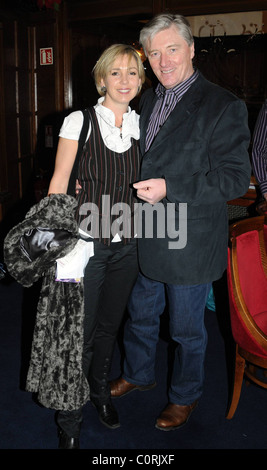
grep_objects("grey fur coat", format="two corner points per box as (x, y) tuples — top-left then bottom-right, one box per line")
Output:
(4, 194), (90, 410)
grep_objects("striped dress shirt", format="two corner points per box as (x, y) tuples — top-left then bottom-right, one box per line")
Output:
(145, 70), (199, 151)
(252, 99), (267, 196)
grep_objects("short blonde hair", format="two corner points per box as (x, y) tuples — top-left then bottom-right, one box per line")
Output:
(93, 44), (146, 96)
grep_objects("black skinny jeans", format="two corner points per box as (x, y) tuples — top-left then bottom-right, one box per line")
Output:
(57, 238), (139, 437)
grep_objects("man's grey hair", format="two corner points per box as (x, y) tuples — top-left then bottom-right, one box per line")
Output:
(139, 13), (194, 56)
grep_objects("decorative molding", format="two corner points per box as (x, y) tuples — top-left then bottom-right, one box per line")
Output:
(188, 11), (265, 37)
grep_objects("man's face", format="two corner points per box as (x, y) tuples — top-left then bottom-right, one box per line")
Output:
(146, 24), (194, 89)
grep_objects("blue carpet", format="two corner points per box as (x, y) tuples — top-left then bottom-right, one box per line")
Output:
(0, 277), (266, 452)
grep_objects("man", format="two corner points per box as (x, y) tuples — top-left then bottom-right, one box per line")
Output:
(110, 13), (251, 431)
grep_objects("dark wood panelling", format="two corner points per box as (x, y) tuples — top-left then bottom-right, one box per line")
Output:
(67, 0), (153, 22)
(194, 34), (267, 132)
(35, 22), (57, 121)
(0, 22), (8, 199)
(0, 9), (62, 223)
(67, 0), (267, 22)
(166, 0), (267, 16)
(2, 20), (20, 206)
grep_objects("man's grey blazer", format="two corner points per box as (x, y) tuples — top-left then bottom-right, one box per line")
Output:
(137, 72), (251, 285)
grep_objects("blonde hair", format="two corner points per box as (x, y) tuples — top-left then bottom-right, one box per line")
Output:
(93, 44), (146, 96)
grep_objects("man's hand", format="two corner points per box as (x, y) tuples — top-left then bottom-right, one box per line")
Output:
(257, 194), (267, 214)
(133, 178), (166, 204)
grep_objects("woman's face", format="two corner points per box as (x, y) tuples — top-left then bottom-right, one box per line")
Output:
(101, 54), (141, 108)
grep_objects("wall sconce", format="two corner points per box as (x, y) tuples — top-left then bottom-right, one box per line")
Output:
(132, 42), (146, 62)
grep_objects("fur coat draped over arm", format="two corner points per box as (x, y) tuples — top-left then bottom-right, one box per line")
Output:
(4, 194), (90, 410)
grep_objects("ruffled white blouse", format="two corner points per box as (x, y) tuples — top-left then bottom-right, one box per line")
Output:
(59, 96), (140, 153)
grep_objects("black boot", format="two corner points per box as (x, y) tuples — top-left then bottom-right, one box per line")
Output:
(58, 428), (80, 449)
(92, 399), (120, 429)
(90, 357), (120, 429)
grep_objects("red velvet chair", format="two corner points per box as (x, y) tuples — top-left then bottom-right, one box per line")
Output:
(226, 216), (267, 419)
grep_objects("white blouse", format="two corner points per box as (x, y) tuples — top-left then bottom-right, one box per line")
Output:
(59, 96), (140, 153)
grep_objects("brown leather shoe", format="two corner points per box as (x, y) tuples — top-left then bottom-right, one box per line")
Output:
(110, 377), (156, 398)
(155, 401), (198, 431)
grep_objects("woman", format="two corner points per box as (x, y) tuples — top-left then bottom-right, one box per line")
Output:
(48, 44), (145, 448)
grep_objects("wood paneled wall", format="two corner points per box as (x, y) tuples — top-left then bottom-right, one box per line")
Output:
(0, 17), (35, 219)
(0, 7), (70, 224)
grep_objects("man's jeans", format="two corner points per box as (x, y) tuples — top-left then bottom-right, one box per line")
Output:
(123, 272), (211, 405)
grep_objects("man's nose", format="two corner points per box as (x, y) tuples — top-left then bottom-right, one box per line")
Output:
(159, 53), (169, 66)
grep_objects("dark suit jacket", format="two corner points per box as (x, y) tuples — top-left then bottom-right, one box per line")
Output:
(137, 72), (251, 285)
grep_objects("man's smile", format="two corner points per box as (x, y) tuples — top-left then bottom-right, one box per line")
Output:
(161, 69), (175, 74)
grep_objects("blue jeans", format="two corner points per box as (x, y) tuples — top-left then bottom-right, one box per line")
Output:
(123, 272), (211, 405)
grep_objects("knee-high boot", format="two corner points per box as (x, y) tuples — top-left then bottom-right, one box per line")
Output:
(89, 342), (120, 429)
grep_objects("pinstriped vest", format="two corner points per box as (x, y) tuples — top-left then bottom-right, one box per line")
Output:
(75, 107), (141, 245)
